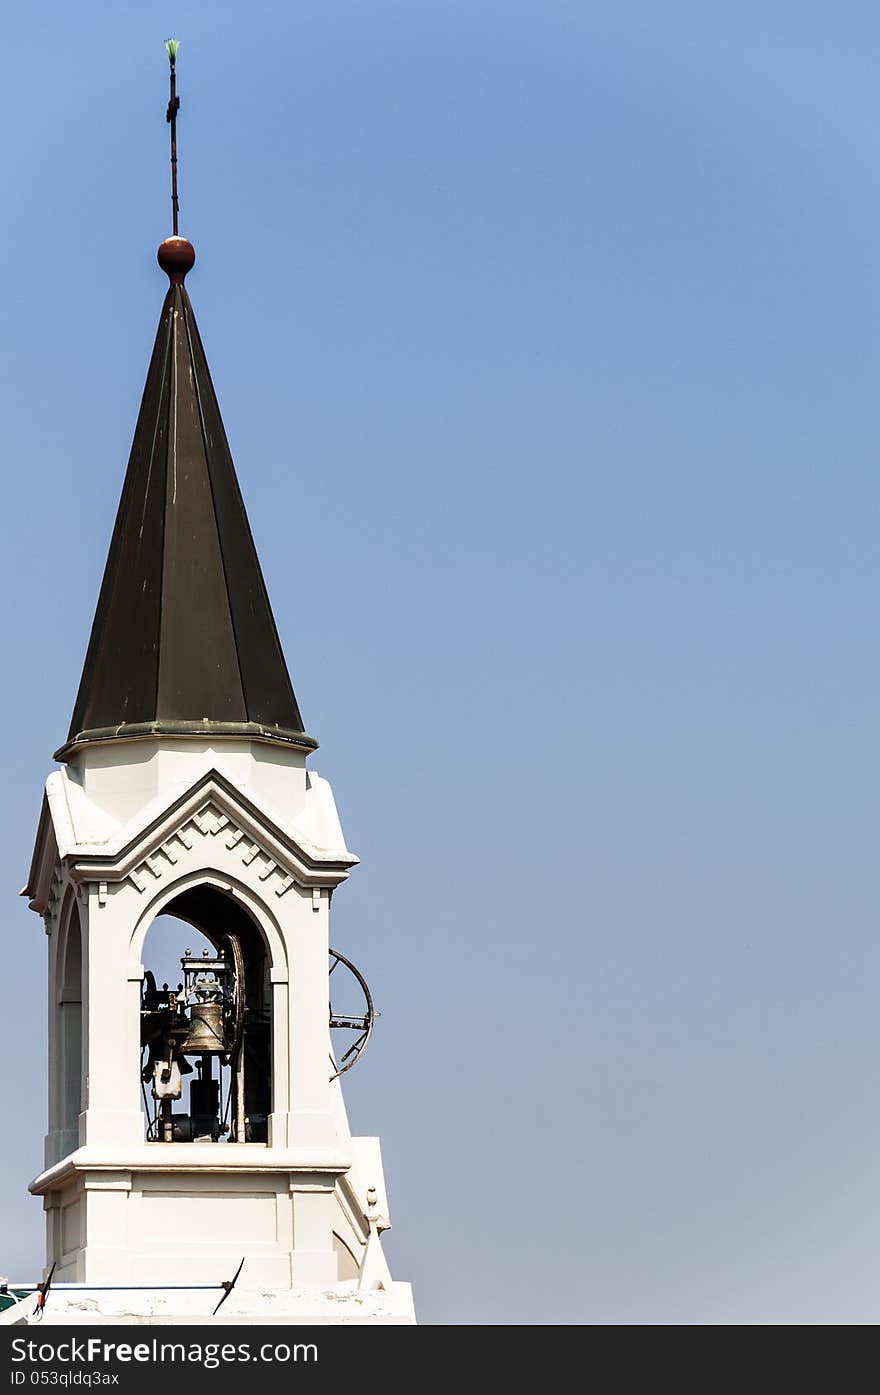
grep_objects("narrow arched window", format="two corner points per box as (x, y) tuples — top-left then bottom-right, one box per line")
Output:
(57, 903), (83, 1154)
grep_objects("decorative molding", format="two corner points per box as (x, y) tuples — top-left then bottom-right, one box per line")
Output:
(43, 863), (64, 933)
(127, 799), (299, 899)
(63, 771), (356, 909)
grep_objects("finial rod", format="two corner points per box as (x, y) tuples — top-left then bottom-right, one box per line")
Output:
(157, 41), (195, 284)
(165, 40), (181, 237)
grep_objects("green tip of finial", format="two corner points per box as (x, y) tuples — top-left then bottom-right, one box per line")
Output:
(165, 38), (180, 64)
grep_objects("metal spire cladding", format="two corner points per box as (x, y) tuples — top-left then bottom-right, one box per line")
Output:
(58, 241), (316, 762)
(58, 43), (314, 761)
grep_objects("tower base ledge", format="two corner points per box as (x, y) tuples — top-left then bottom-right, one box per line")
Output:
(30, 1144), (353, 1196)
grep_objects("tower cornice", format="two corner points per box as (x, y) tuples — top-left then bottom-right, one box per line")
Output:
(24, 766), (358, 916)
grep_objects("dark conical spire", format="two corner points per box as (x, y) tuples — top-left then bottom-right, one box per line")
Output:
(57, 243), (316, 761)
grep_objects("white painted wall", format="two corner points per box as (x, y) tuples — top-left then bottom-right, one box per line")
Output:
(25, 738), (413, 1321)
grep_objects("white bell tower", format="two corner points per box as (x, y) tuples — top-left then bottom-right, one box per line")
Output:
(13, 52), (414, 1327)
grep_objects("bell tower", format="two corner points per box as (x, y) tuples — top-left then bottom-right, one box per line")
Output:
(16, 45), (414, 1326)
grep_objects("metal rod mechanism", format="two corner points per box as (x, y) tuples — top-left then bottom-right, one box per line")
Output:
(165, 39), (181, 236)
(14, 1285), (230, 1293)
(328, 948), (375, 1080)
(213, 1259), (245, 1316)
(32, 1261), (55, 1316)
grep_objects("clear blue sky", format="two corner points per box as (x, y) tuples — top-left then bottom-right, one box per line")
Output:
(2, 0), (880, 1324)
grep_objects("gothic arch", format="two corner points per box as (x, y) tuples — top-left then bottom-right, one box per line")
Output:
(55, 887), (83, 1151)
(132, 870), (288, 1144)
(128, 868), (287, 978)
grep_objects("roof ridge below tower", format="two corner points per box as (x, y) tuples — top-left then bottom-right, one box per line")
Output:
(57, 239), (316, 763)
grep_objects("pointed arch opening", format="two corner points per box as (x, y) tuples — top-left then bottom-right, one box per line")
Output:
(57, 901), (83, 1154)
(139, 885), (272, 1144)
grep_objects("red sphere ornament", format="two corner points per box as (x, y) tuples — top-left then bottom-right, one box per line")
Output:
(157, 236), (196, 284)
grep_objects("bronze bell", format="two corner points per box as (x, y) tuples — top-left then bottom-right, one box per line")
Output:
(181, 1000), (226, 1054)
